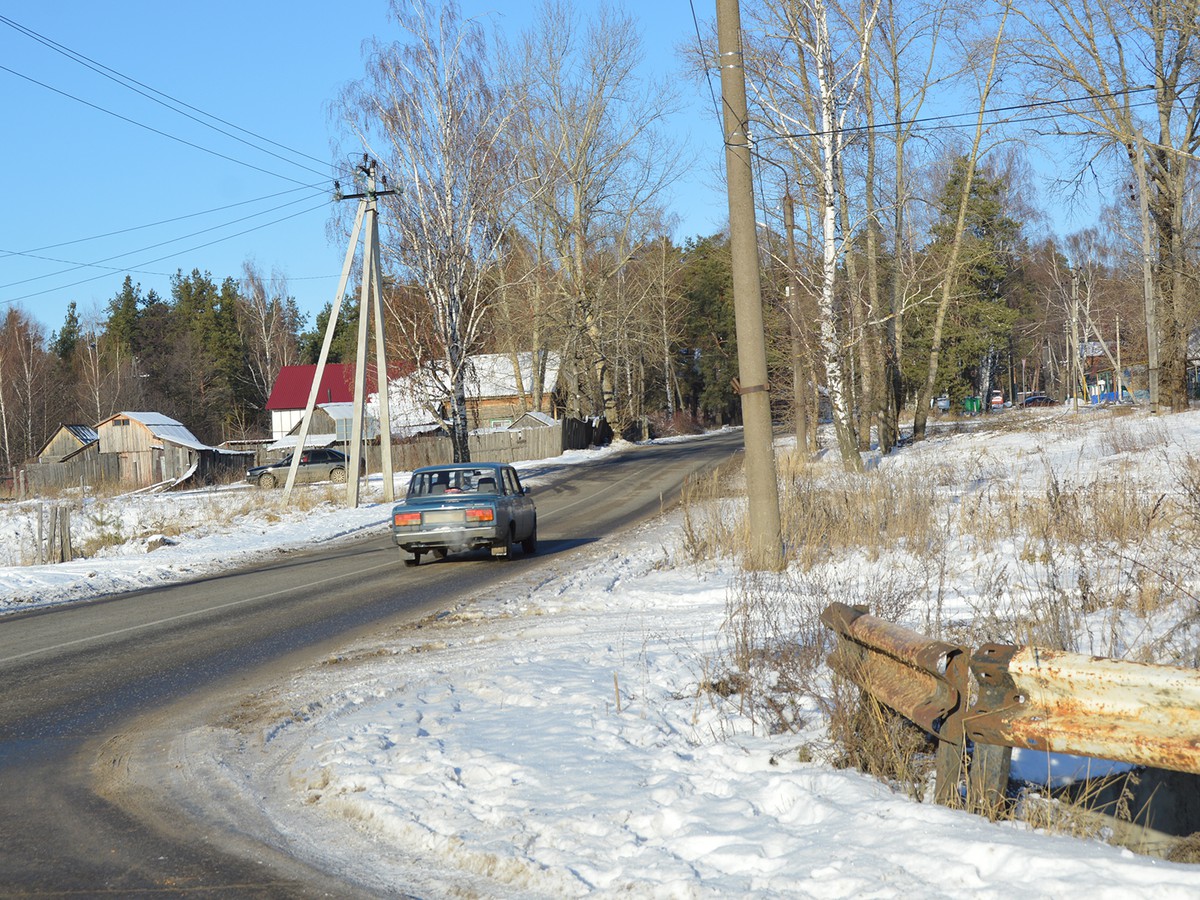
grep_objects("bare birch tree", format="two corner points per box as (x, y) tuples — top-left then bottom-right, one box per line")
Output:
(910, 1), (1010, 441)
(338, 0), (516, 461)
(751, 0), (880, 471)
(238, 263), (301, 411)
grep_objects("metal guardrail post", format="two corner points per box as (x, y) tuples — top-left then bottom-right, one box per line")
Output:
(820, 602), (969, 805)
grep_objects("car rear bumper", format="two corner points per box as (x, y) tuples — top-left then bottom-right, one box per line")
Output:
(392, 524), (503, 552)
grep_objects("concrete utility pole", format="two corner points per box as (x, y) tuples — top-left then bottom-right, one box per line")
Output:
(284, 158), (397, 508)
(716, 0), (784, 571)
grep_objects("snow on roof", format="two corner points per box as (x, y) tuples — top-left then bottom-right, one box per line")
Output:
(372, 352), (559, 423)
(462, 352), (560, 399)
(119, 412), (211, 452)
(268, 433), (337, 452)
(317, 401), (358, 421)
(509, 410), (556, 428)
(369, 375), (443, 434)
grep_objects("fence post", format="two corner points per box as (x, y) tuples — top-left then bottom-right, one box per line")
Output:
(48, 506), (61, 562)
(61, 506), (73, 561)
(933, 643), (970, 806)
(36, 504), (45, 565)
(820, 602), (970, 807)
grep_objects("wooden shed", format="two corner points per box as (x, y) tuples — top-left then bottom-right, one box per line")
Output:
(95, 411), (211, 487)
(36, 424), (99, 463)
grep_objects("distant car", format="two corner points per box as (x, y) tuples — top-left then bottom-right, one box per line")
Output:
(391, 463), (536, 566)
(246, 447), (363, 488)
(1021, 394), (1055, 408)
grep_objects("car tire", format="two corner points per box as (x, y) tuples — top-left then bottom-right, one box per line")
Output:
(258, 472), (278, 489)
(494, 526), (516, 560)
(522, 521), (537, 555)
(330, 466), (348, 484)
(404, 550), (422, 567)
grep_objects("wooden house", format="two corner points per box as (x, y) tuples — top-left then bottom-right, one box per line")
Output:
(36, 424), (99, 463)
(385, 352), (561, 433)
(462, 352), (561, 429)
(265, 363), (412, 440)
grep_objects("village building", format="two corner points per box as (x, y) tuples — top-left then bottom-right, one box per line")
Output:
(93, 412), (249, 488)
(265, 364), (359, 441)
(36, 424), (99, 464)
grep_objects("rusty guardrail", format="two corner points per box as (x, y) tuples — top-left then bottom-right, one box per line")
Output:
(821, 601), (1200, 809)
(969, 642), (1200, 774)
(819, 602), (969, 804)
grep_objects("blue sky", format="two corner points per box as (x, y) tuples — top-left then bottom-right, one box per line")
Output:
(1, 2), (729, 336)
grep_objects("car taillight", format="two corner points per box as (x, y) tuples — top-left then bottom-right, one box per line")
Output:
(394, 511), (421, 527)
(465, 507), (494, 523)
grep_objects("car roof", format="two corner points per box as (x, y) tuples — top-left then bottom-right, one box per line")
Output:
(413, 463), (505, 472)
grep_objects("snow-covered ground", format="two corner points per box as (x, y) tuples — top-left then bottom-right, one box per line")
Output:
(5, 411), (1200, 897)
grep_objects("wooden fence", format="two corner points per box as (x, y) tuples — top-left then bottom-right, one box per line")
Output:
(360, 420), (594, 472)
(21, 453), (121, 496)
(14, 419), (599, 500)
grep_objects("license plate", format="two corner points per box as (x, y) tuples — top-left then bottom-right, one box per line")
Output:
(423, 510), (464, 525)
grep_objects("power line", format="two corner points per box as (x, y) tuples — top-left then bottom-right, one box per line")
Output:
(1, 191), (330, 291)
(0, 14), (336, 181)
(760, 85), (1160, 143)
(0, 62), (323, 187)
(2, 201), (332, 306)
(0, 184), (329, 259)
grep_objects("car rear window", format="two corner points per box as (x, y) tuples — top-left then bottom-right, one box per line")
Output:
(409, 468), (502, 496)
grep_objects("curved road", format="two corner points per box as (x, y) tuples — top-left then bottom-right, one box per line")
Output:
(0, 431), (743, 896)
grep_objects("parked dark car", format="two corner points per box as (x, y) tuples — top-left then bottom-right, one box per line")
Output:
(391, 463), (536, 566)
(246, 447), (363, 488)
(1021, 394), (1055, 408)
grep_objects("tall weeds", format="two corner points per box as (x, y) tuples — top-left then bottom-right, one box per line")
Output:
(687, 412), (1200, 817)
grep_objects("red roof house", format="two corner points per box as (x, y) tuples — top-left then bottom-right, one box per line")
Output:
(266, 363), (410, 440)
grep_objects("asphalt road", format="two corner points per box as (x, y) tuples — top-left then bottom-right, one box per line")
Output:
(0, 431), (745, 897)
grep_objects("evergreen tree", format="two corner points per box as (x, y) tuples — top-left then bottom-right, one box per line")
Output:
(904, 158), (1023, 404)
(105, 276), (143, 354)
(51, 301), (82, 361)
(677, 234), (740, 425)
(299, 297), (359, 364)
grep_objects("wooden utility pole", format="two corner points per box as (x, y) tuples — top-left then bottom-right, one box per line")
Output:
(716, 0), (784, 571)
(284, 159), (396, 508)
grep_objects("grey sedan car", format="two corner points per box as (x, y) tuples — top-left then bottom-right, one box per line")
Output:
(246, 447), (363, 488)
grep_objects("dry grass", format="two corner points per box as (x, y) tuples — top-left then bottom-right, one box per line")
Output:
(688, 411), (1200, 843)
(26, 480), (350, 562)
